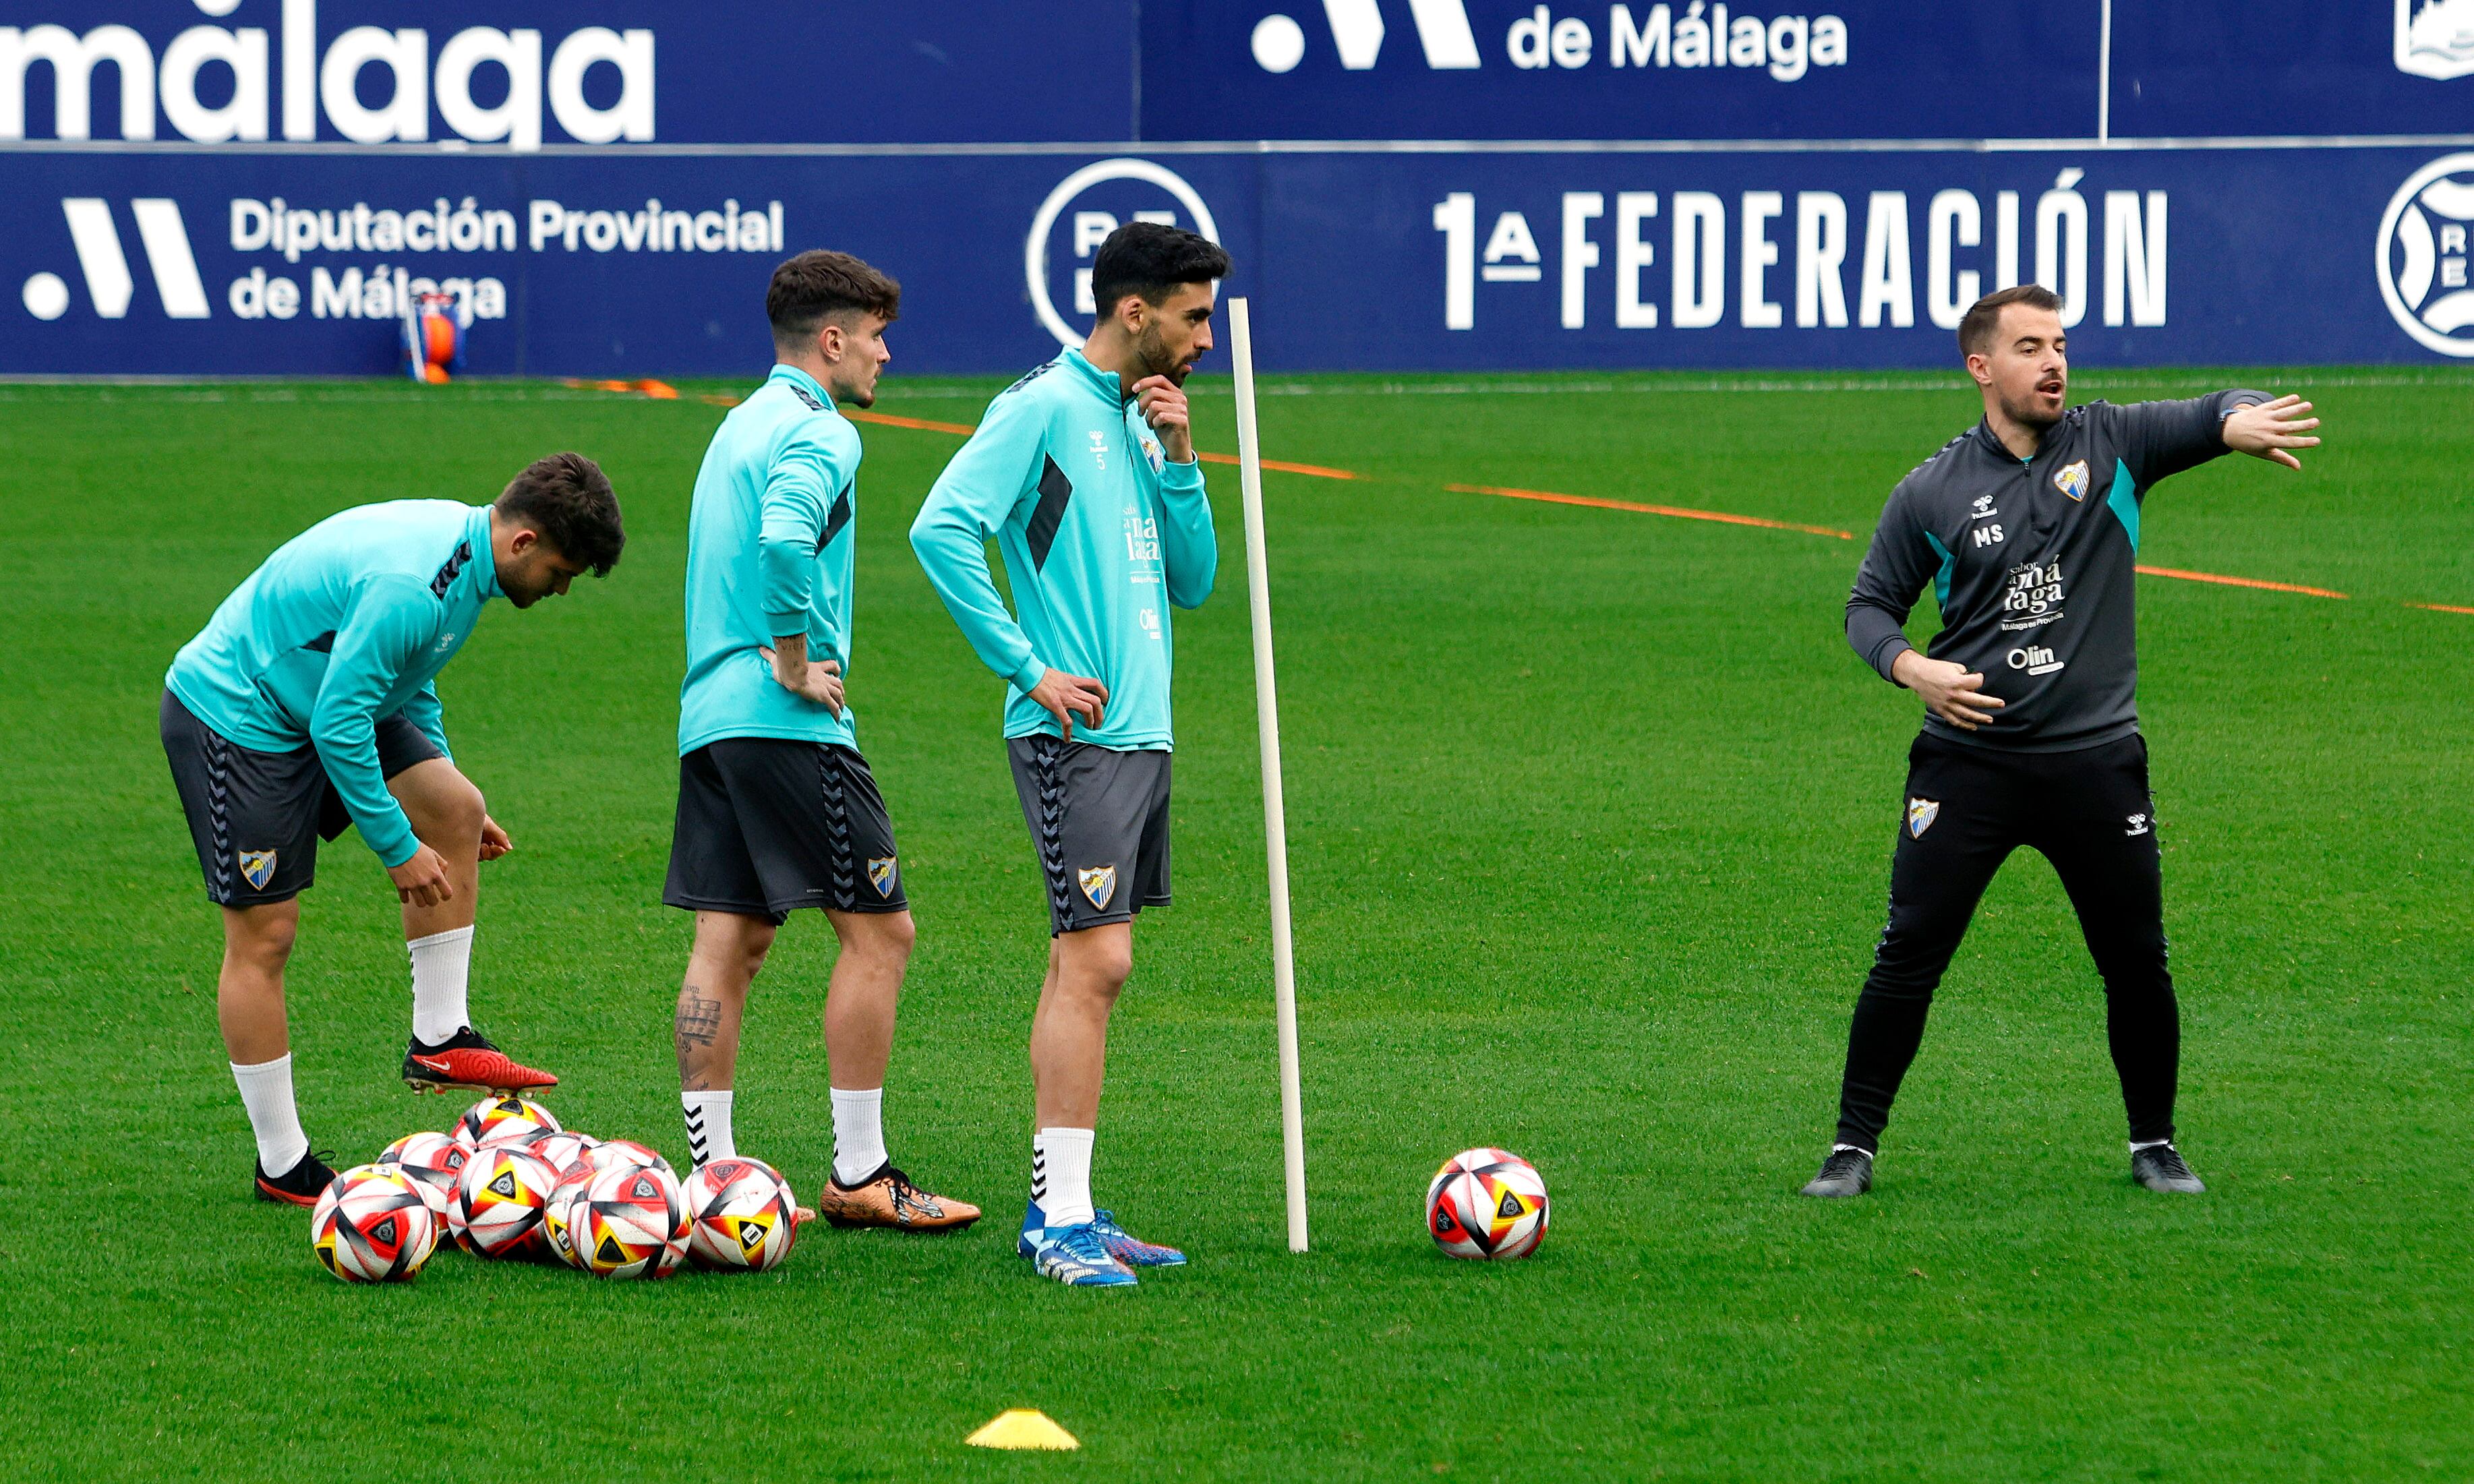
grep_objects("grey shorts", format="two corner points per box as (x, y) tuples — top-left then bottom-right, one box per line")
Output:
(1007, 736), (1171, 936)
(664, 738), (906, 925)
(160, 688), (444, 906)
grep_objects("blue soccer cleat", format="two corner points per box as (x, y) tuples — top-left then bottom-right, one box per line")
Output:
(1091, 1209), (1186, 1267)
(1024, 1220), (1138, 1288)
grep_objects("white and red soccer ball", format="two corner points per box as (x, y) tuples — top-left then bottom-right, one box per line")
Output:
(517, 1127), (598, 1177)
(683, 1158), (799, 1272)
(571, 1161), (691, 1280)
(1426, 1148), (1550, 1262)
(454, 1094), (560, 1150)
(376, 1131), (468, 1224)
(452, 1144), (560, 1259)
(312, 1164), (440, 1282)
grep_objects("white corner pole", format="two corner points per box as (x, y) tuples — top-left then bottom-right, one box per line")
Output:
(1227, 297), (1309, 1254)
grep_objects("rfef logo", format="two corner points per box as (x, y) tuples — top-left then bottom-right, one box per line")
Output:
(1024, 159), (1220, 351)
(2377, 154), (2474, 358)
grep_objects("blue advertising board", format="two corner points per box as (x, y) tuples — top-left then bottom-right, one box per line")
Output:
(4, 1), (2473, 374)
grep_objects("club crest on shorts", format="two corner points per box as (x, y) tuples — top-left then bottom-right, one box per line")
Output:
(237, 849), (277, 889)
(1077, 864), (1118, 910)
(2053, 458), (2090, 502)
(1906, 798), (1940, 837)
(867, 856), (897, 897)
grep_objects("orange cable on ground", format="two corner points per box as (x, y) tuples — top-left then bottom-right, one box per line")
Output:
(2133, 565), (2348, 599)
(1447, 481), (1854, 539)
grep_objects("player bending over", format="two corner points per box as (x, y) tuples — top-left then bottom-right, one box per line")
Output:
(910, 222), (1226, 1287)
(163, 454), (626, 1204)
(663, 249), (977, 1230)
(1802, 283), (2322, 1199)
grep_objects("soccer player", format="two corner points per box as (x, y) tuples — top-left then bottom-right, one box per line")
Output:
(162, 454), (626, 1205)
(1802, 284), (2323, 1199)
(910, 222), (1226, 1287)
(664, 249), (978, 1232)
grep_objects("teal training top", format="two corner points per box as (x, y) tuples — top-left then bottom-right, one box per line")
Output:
(678, 364), (864, 756)
(165, 500), (498, 868)
(909, 349), (1217, 750)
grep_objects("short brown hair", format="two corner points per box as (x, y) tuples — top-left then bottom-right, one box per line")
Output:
(767, 250), (901, 350)
(1957, 284), (2063, 359)
(496, 452), (624, 576)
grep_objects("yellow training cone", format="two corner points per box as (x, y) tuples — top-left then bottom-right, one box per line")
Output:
(966, 1409), (1080, 1451)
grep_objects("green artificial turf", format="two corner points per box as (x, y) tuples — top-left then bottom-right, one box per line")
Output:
(2, 368), (2469, 1479)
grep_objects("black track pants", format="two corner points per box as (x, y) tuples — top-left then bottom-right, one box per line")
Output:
(1832, 732), (2179, 1152)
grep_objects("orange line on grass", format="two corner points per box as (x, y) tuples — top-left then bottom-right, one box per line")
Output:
(2134, 564), (2348, 599)
(842, 407), (978, 435)
(1200, 450), (1358, 479)
(1447, 481), (1854, 539)
(2409, 601), (2474, 615)
(842, 407), (1357, 478)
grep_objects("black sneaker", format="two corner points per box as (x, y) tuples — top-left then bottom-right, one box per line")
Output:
(255, 1148), (338, 1206)
(1800, 1147), (1874, 1198)
(401, 1026), (558, 1094)
(2131, 1143), (2205, 1193)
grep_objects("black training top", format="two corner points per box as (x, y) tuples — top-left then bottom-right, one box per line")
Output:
(1846, 390), (2264, 752)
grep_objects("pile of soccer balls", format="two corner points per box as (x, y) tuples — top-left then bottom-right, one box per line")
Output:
(310, 1094), (799, 1284)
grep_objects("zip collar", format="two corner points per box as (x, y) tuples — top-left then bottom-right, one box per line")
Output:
(1969, 413), (2063, 466)
(767, 362), (835, 410)
(464, 504), (504, 602)
(1060, 346), (1136, 408)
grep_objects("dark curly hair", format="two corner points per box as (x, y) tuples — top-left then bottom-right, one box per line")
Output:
(1088, 222), (1231, 320)
(494, 452), (624, 576)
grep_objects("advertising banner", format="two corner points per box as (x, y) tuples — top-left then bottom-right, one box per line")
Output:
(4, 2), (2473, 374)
(9, 145), (2474, 374)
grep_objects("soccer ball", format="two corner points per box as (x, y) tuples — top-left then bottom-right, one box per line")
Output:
(541, 1170), (590, 1268)
(454, 1094), (560, 1150)
(1426, 1148), (1550, 1262)
(578, 1137), (671, 1177)
(572, 1162), (691, 1280)
(683, 1158), (799, 1272)
(452, 1145), (560, 1259)
(518, 1127), (598, 1175)
(312, 1164), (440, 1282)
(376, 1131), (469, 1223)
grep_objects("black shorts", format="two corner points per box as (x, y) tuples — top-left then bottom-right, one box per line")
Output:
(160, 688), (444, 907)
(664, 738), (907, 924)
(1008, 736), (1171, 936)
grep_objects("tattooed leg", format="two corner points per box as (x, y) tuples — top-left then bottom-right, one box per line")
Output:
(675, 910), (771, 1092)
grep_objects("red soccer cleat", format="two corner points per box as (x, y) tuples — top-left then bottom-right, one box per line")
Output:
(401, 1026), (558, 1094)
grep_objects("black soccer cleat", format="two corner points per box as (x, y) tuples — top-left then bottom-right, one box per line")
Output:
(2130, 1143), (2205, 1193)
(255, 1148), (338, 1206)
(1800, 1147), (1874, 1198)
(401, 1026), (558, 1094)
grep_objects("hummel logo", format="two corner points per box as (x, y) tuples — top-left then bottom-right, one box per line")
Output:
(2126, 813), (2152, 836)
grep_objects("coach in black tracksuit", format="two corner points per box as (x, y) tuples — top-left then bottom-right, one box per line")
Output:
(1801, 283), (2323, 1199)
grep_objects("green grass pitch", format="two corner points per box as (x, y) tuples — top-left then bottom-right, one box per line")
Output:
(3, 367), (2469, 1479)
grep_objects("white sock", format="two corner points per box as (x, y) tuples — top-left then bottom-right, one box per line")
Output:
(2129, 1138), (2174, 1152)
(681, 1090), (734, 1167)
(407, 926), (473, 1045)
(831, 1087), (887, 1187)
(1033, 1127), (1096, 1228)
(231, 1054), (309, 1176)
